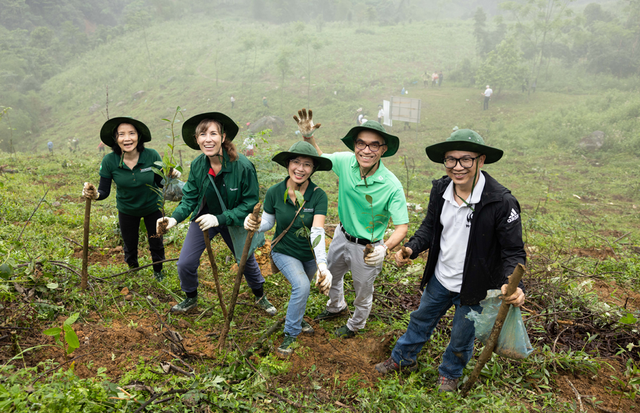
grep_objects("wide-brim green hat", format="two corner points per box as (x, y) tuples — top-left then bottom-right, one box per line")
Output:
(100, 117), (152, 146)
(271, 141), (333, 171)
(425, 129), (503, 164)
(181, 112), (239, 150)
(341, 120), (399, 157)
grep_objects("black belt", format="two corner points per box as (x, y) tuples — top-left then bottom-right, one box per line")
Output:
(340, 225), (371, 246)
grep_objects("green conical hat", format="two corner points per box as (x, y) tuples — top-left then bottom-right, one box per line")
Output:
(425, 129), (503, 164)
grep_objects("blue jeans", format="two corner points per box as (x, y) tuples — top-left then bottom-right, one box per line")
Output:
(177, 222), (264, 294)
(271, 252), (317, 338)
(391, 276), (482, 379)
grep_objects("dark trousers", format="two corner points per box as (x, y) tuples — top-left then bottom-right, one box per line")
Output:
(177, 222), (265, 295)
(483, 96), (490, 110)
(118, 210), (165, 272)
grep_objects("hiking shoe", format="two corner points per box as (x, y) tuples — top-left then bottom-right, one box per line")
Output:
(170, 297), (197, 313)
(153, 271), (165, 282)
(334, 325), (356, 339)
(301, 320), (314, 334)
(314, 308), (348, 321)
(275, 334), (297, 357)
(374, 357), (418, 375)
(438, 376), (459, 393)
(255, 295), (277, 316)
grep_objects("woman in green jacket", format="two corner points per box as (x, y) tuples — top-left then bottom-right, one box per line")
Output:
(82, 117), (177, 281)
(156, 112), (276, 315)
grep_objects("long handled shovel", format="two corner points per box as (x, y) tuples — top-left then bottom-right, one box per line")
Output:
(203, 231), (228, 319)
(460, 263), (525, 396)
(81, 198), (92, 290)
(218, 203), (261, 350)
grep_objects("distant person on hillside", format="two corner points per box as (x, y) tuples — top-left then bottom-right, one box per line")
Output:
(72, 138), (79, 152)
(98, 141), (106, 155)
(262, 96), (269, 108)
(355, 108), (363, 125)
(67, 139), (72, 153)
(230, 96), (235, 109)
(47, 141), (53, 154)
(82, 117), (178, 282)
(438, 71), (444, 87)
(243, 134), (256, 157)
(357, 112), (364, 126)
(531, 80), (537, 93)
(401, 87), (406, 95)
(432, 72), (438, 87)
(156, 112), (276, 316)
(482, 85), (493, 110)
(423, 72), (429, 87)
(295, 109), (409, 340)
(378, 105), (384, 124)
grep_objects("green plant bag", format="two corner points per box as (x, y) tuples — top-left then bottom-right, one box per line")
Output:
(466, 289), (534, 360)
(208, 175), (265, 263)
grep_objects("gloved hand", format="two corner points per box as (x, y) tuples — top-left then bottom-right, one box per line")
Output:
(364, 244), (388, 266)
(169, 168), (182, 179)
(394, 246), (413, 267)
(244, 214), (260, 232)
(196, 214), (219, 231)
(293, 108), (321, 138)
(315, 263), (333, 296)
(82, 182), (99, 200)
(156, 217), (177, 234)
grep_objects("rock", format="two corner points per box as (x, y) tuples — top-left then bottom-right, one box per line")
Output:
(116, 101), (126, 107)
(89, 103), (101, 113)
(52, 201), (61, 207)
(248, 116), (285, 134)
(131, 90), (145, 100)
(579, 131), (605, 152)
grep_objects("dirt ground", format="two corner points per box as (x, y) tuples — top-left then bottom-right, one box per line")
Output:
(1, 238), (637, 411)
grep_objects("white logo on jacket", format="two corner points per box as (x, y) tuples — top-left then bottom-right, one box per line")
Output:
(507, 208), (520, 223)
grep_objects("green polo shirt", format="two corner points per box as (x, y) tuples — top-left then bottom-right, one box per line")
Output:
(264, 178), (328, 262)
(99, 148), (162, 217)
(322, 152), (408, 242)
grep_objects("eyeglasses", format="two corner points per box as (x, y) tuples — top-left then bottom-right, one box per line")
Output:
(290, 159), (314, 170)
(355, 140), (386, 152)
(444, 155), (482, 169)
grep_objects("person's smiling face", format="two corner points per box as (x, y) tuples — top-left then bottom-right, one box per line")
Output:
(354, 130), (386, 170)
(197, 121), (225, 157)
(116, 123), (139, 154)
(287, 156), (314, 185)
(444, 150), (485, 192)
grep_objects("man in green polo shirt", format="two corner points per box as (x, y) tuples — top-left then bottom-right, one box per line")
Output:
(294, 109), (409, 338)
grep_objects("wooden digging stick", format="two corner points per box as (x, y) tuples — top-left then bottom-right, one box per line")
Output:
(81, 198), (92, 290)
(460, 263), (525, 396)
(203, 231), (227, 319)
(218, 203), (262, 350)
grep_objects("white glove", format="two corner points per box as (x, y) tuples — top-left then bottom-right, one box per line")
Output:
(196, 214), (219, 231)
(169, 168), (181, 179)
(244, 214), (260, 232)
(364, 244), (388, 266)
(82, 182), (99, 200)
(315, 263), (333, 296)
(156, 217), (177, 233)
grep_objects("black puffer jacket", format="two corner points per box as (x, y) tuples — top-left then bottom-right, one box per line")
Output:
(405, 171), (526, 305)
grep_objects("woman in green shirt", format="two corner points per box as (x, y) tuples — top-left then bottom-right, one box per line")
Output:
(82, 117), (177, 281)
(244, 141), (334, 357)
(156, 112), (276, 316)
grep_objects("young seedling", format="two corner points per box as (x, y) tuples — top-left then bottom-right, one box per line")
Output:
(362, 194), (384, 259)
(43, 312), (80, 357)
(151, 107), (184, 235)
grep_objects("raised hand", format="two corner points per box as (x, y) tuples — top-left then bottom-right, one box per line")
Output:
(293, 108), (321, 138)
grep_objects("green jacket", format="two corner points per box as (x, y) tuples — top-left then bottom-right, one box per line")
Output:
(171, 149), (260, 226)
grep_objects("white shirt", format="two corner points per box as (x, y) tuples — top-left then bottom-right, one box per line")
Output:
(434, 173), (486, 293)
(378, 109), (384, 119)
(484, 88), (493, 97)
(243, 137), (255, 150)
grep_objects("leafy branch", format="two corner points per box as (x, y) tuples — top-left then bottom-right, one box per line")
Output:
(362, 194), (384, 244)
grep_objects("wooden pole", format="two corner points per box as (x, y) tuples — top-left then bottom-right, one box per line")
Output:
(460, 263), (525, 396)
(218, 203), (262, 350)
(81, 198), (92, 290)
(203, 231), (227, 319)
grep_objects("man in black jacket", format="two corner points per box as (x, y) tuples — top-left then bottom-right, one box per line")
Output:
(374, 129), (526, 392)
